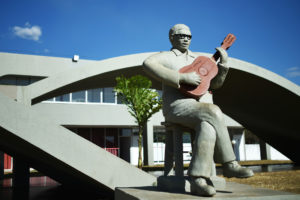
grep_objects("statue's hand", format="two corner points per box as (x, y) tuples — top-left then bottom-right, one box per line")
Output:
(179, 71), (201, 86)
(216, 47), (228, 67)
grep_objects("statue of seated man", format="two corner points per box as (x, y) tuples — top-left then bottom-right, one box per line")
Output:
(143, 24), (253, 197)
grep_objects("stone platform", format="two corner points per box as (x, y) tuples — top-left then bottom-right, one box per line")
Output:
(115, 181), (300, 200)
(157, 175), (226, 193)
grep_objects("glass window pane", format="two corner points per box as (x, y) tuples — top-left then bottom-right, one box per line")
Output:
(0, 77), (16, 85)
(87, 88), (101, 103)
(157, 90), (163, 99)
(45, 98), (55, 102)
(72, 91), (86, 102)
(106, 128), (118, 148)
(16, 77), (30, 86)
(72, 91), (85, 102)
(103, 87), (115, 103)
(117, 94), (122, 104)
(121, 128), (131, 137)
(30, 77), (43, 84)
(55, 94), (70, 102)
(91, 128), (105, 147)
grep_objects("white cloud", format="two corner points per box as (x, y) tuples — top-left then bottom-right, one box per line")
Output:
(12, 22), (42, 41)
(286, 67), (300, 78)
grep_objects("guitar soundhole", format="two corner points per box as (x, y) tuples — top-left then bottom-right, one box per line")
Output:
(199, 68), (208, 76)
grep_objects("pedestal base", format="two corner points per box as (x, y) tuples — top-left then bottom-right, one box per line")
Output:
(157, 175), (226, 193)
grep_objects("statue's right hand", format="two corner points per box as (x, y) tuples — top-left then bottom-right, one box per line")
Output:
(179, 72), (201, 86)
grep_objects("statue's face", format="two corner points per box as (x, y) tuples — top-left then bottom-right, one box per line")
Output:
(171, 28), (192, 53)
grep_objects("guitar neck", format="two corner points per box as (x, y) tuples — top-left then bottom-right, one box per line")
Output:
(212, 48), (222, 62)
(211, 34), (236, 62)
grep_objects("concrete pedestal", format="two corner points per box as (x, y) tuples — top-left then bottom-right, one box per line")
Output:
(115, 182), (300, 200)
(157, 175), (226, 193)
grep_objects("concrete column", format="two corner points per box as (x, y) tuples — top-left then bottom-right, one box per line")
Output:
(260, 141), (271, 160)
(143, 121), (154, 166)
(0, 151), (4, 180)
(232, 129), (246, 161)
(12, 158), (30, 200)
(12, 159), (30, 187)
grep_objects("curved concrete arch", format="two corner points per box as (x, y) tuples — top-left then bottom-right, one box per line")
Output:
(27, 52), (157, 104)
(25, 52), (300, 163)
(27, 52), (299, 104)
(0, 52), (96, 78)
(213, 59), (300, 163)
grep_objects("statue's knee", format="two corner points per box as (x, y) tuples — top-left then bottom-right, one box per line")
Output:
(208, 104), (223, 121)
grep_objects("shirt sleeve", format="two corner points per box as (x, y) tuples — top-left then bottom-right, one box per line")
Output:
(210, 62), (229, 90)
(143, 53), (180, 88)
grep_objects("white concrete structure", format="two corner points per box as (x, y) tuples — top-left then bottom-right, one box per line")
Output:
(0, 51), (298, 192)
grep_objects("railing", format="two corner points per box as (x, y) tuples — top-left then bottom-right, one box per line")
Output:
(4, 153), (12, 169)
(105, 148), (119, 156)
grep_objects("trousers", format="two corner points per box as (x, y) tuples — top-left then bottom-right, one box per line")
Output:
(165, 100), (236, 178)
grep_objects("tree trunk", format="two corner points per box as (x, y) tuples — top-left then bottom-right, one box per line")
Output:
(137, 126), (143, 169)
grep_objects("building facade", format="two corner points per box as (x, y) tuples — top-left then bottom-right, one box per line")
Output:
(0, 52), (291, 173)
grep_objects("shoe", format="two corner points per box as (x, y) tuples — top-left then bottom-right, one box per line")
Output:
(223, 161), (254, 178)
(190, 177), (216, 197)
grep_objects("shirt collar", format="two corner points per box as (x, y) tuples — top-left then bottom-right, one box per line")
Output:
(171, 48), (196, 58)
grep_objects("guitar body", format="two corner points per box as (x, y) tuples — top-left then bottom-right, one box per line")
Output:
(179, 56), (218, 98)
(179, 33), (236, 98)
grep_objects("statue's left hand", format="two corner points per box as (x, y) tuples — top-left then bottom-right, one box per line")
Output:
(216, 47), (228, 67)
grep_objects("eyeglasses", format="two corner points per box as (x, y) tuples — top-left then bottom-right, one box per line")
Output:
(174, 34), (192, 40)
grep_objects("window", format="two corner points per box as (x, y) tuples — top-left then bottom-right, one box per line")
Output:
(16, 77), (30, 86)
(0, 75), (44, 86)
(157, 90), (163, 99)
(154, 127), (166, 143)
(91, 128), (105, 148)
(87, 88), (101, 103)
(106, 128), (118, 148)
(117, 93), (125, 104)
(103, 87), (115, 103)
(245, 130), (260, 144)
(120, 129), (131, 137)
(72, 91), (86, 102)
(55, 94), (70, 102)
(0, 76), (16, 85)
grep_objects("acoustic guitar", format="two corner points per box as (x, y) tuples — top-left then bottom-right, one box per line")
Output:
(179, 34), (236, 98)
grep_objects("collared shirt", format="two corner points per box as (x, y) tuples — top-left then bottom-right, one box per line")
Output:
(145, 48), (204, 116)
(171, 48), (197, 58)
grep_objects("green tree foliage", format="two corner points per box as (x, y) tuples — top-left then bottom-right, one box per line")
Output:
(115, 75), (162, 168)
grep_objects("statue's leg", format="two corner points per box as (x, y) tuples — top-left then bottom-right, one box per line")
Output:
(165, 101), (236, 175)
(202, 104), (253, 178)
(188, 121), (216, 178)
(203, 104), (236, 163)
(166, 107), (218, 196)
(187, 121), (216, 196)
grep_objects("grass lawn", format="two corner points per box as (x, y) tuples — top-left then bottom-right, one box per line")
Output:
(223, 170), (300, 194)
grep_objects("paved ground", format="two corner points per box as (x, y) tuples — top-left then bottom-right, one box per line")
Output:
(116, 182), (300, 200)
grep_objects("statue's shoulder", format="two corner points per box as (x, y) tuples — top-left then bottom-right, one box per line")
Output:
(147, 51), (174, 60)
(159, 50), (174, 56)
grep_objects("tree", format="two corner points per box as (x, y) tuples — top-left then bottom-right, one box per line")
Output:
(115, 75), (162, 168)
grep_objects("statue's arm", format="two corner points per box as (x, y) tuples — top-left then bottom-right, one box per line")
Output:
(143, 53), (201, 88)
(210, 47), (229, 89)
(143, 54), (180, 88)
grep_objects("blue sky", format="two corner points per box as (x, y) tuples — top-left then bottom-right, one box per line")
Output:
(0, 0), (300, 85)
